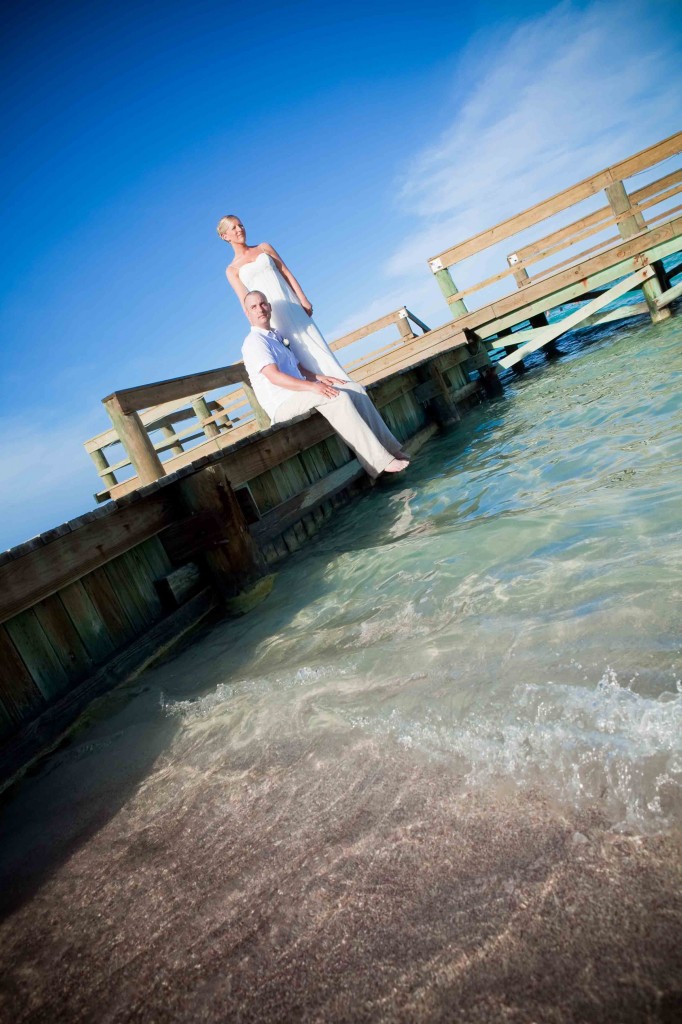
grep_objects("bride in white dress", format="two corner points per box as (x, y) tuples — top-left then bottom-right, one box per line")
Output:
(217, 215), (351, 381)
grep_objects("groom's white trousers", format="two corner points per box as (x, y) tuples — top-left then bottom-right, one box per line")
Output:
(271, 381), (403, 478)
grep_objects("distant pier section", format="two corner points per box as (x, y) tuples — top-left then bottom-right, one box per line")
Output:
(0, 131), (680, 784)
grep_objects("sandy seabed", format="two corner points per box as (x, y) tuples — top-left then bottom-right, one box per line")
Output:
(1, 731), (680, 1024)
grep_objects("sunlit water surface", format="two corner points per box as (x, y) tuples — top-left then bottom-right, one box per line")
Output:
(1, 315), (681, 1022)
(161, 314), (681, 833)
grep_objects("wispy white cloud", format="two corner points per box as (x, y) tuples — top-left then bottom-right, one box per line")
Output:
(385, 0), (682, 286)
(0, 412), (102, 549)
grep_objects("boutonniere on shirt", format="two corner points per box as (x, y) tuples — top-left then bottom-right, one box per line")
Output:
(281, 336), (291, 348)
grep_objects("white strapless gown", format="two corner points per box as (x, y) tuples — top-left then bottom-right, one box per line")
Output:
(238, 252), (351, 380)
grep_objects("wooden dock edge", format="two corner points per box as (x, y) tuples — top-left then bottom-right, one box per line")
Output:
(0, 588), (217, 795)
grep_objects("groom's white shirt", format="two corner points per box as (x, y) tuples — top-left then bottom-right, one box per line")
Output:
(242, 326), (305, 420)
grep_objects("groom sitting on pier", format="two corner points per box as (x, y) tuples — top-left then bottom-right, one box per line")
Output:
(241, 290), (409, 478)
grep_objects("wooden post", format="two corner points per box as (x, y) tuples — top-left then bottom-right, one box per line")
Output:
(174, 462), (263, 599)
(160, 424), (184, 456)
(605, 179), (671, 323)
(506, 257), (561, 357)
(418, 360), (461, 427)
(241, 382), (271, 430)
(90, 448), (117, 489)
(397, 308), (416, 341)
(429, 259), (468, 318)
(191, 396), (221, 440)
(103, 394), (165, 486)
(507, 256), (532, 289)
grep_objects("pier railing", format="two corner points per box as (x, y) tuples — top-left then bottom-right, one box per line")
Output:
(428, 130), (682, 350)
(84, 306), (437, 500)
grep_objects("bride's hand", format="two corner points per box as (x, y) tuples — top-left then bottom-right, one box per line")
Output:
(317, 376), (346, 387)
(301, 299), (313, 317)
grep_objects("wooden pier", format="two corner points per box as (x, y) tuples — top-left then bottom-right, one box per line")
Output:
(0, 131), (680, 785)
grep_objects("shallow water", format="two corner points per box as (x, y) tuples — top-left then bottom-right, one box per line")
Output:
(1, 314), (681, 1022)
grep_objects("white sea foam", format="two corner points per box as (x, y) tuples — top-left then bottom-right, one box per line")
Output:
(350, 667), (682, 832)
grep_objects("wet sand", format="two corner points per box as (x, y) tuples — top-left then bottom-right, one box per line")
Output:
(1, 732), (680, 1023)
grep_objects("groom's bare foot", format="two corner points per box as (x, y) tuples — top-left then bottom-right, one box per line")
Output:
(384, 458), (410, 474)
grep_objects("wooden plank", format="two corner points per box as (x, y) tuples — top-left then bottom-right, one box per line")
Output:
(155, 563), (203, 609)
(0, 625), (45, 736)
(138, 536), (173, 583)
(0, 494), (176, 625)
(430, 131), (682, 268)
(103, 364), (248, 415)
(5, 609), (71, 701)
(221, 417), (339, 488)
(248, 469), (286, 515)
(79, 564), (137, 648)
(103, 550), (160, 633)
(498, 267), (655, 368)
(250, 460), (365, 544)
(354, 325), (470, 384)
(344, 340), (403, 370)
(655, 278), (682, 309)
(369, 371), (421, 409)
(58, 579), (117, 663)
(270, 458), (311, 503)
(330, 309), (403, 351)
(0, 588), (216, 788)
(33, 593), (94, 684)
(507, 185), (681, 275)
(491, 301), (649, 347)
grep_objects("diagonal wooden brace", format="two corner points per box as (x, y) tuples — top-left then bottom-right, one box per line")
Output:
(497, 266), (656, 369)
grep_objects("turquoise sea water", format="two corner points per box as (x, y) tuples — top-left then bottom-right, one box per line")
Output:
(1, 312), (680, 1021)
(158, 311), (681, 832)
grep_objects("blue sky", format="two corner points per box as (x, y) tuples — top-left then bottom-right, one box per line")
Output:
(1, 0), (681, 549)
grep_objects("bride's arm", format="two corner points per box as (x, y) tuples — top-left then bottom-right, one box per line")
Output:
(226, 264), (249, 305)
(261, 243), (313, 317)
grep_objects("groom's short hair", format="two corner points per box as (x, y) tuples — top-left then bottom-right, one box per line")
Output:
(244, 290), (269, 305)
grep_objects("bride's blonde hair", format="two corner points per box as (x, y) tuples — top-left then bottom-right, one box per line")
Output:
(216, 215), (240, 238)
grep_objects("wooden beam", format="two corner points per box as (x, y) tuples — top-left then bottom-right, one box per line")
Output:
(498, 267), (655, 368)
(250, 461), (365, 544)
(0, 496), (177, 625)
(405, 309), (430, 333)
(429, 130), (682, 269)
(329, 309), (404, 351)
(654, 278), (682, 310)
(491, 302), (649, 347)
(103, 364), (248, 415)
(103, 394), (164, 485)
